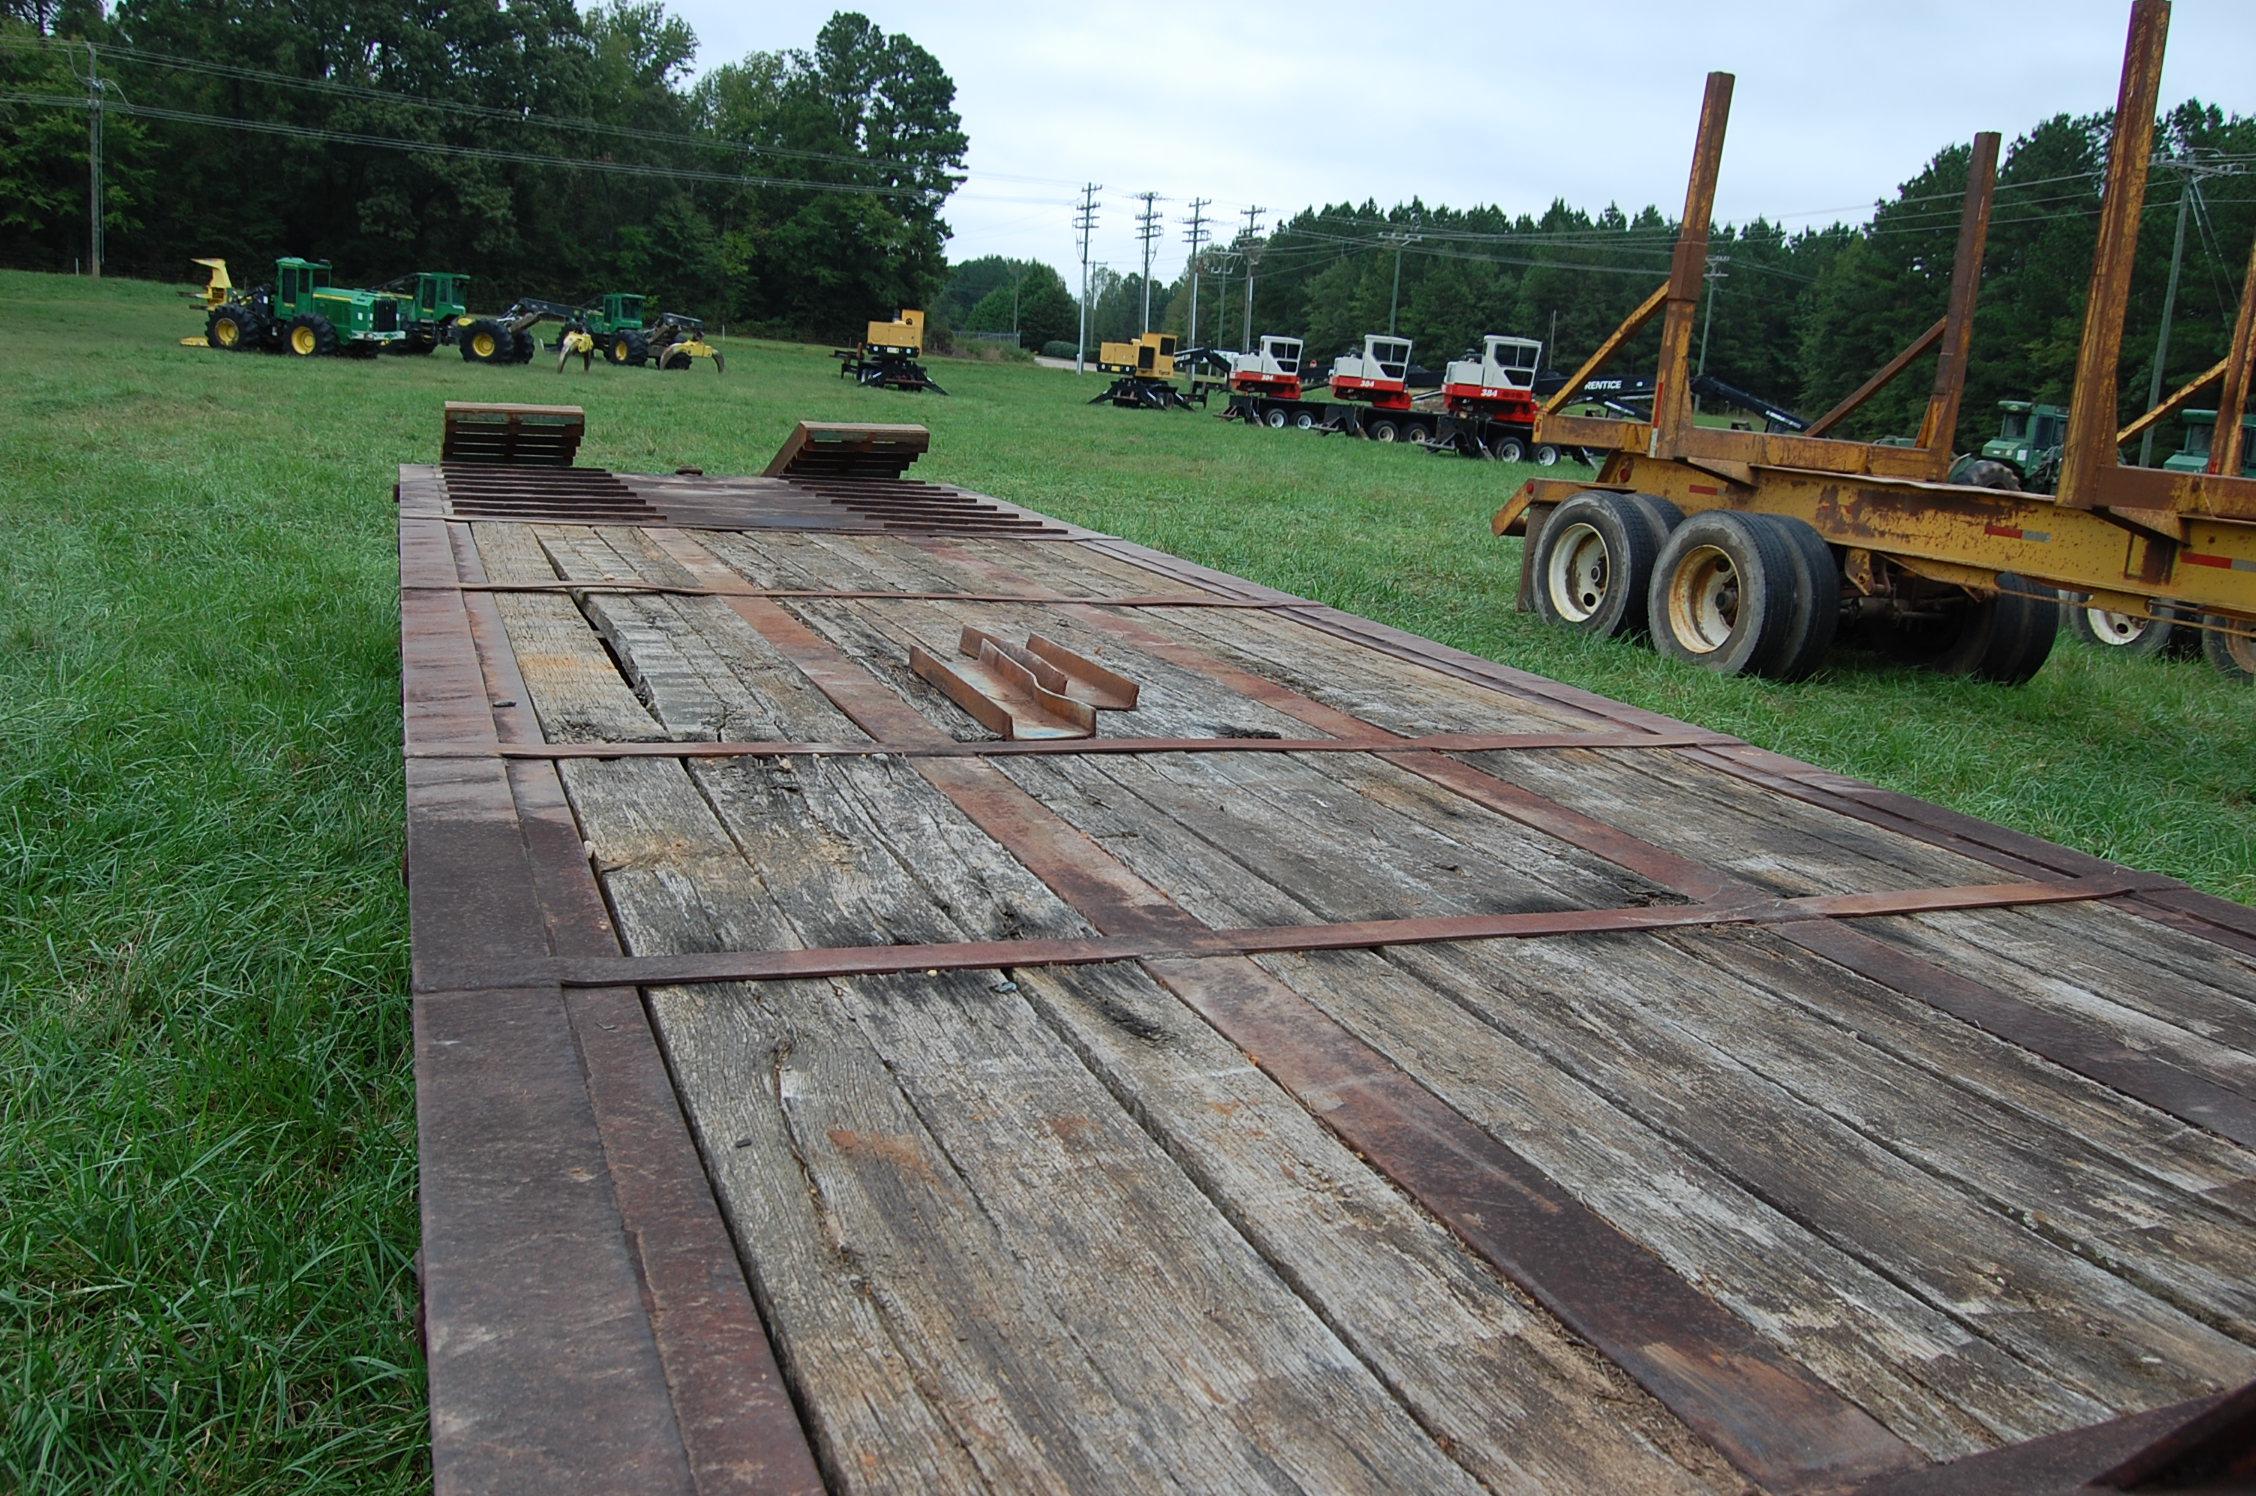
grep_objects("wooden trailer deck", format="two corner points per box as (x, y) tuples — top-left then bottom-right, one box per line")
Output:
(400, 418), (2256, 1495)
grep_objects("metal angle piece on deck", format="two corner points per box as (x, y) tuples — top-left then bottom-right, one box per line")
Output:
(909, 641), (1095, 740)
(1024, 632), (1140, 710)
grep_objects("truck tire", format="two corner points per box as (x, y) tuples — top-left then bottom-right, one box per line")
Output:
(1489, 434), (1525, 462)
(1887, 576), (2059, 685)
(206, 303), (262, 351)
(1292, 409), (1317, 430)
(1762, 515), (1842, 683)
(1532, 492), (1667, 639)
(2062, 600), (2180, 658)
(1367, 419), (1399, 443)
(461, 319), (509, 363)
(1648, 510), (1805, 678)
(1533, 443), (1561, 467)
(284, 313), (338, 357)
(1264, 407), (1288, 429)
(2200, 615), (2256, 683)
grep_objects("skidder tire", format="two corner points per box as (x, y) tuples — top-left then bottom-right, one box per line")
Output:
(461, 319), (509, 364)
(284, 313), (338, 357)
(1648, 510), (1803, 678)
(2062, 600), (2179, 658)
(1532, 491), (1666, 639)
(2200, 614), (2256, 683)
(207, 304), (260, 351)
(619, 331), (650, 367)
(1888, 575), (2059, 685)
(510, 330), (535, 363)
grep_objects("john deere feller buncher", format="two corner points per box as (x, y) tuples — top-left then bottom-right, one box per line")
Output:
(195, 257), (405, 356)
(836, 309), (946, 393)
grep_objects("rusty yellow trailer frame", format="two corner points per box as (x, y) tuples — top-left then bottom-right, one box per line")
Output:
(1494, 0), (2256, 631)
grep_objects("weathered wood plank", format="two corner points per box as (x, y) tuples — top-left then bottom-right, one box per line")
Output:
(1854, 910), (2256, 1095)
(1377, 937), (2256, 1408)
(659, 968), (1491, 1495)
(1458, 745), (2003, 896)
(1007, 959), (1744, 1493)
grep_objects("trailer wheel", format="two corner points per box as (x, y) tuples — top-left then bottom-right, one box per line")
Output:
(1533, 492), (1667, 639)
(1886, 576), (2059, 685)
(1368, 420), (1400, 443)
(1263, 407), (1288, 429)
(2200, 615), (2256, 683)
(1407, 424), (1434, 446)
(1648, 511), (1807, 678)
(1490, 434), (1525, 462)
(2062, 601), (2179, 658)
(1533, 443), (1561, 467)
(1293, 410), (1317, 430)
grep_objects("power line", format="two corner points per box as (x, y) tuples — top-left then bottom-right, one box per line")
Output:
(0, 32), (977, 188)
(0, 89), (920, 196)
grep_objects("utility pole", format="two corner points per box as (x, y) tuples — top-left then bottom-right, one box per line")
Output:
(1181, 197), (1211, 348)
(1238, 205), (1265, 353)
(1696, 254), (1730, 378)
(1132, 191), (1163, 333)
(2138, 154), (2240, 465)
(1073, 183), (1100, 374)
(1383, 214), (1422, 335)
(85, 41), (104, 279)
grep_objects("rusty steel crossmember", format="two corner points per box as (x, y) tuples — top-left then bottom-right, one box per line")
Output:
(440, 401), (587, 466)
(440, 872), (2166, 995)
(403, 727), (1741, 762)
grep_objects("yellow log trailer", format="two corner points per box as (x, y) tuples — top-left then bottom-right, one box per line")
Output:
(1493, 0), (2255, 686)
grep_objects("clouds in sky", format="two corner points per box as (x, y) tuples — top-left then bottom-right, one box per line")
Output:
(673, 1), (2256, 281)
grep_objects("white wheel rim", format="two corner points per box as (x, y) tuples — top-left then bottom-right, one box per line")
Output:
(1266, 411), (1286, 428)
(1497, 440), (1522, 461)
(1543, 522), (1611, 623)
(2085, 607), (2149, 646)
(1666, 544), (1740, 654)
(1295, 413), (1314, 429)
(1373, 426), (1396, 443)
(1535, 445), (1558, 466)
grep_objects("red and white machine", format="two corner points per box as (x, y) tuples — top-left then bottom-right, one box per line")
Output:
(1327, 334), (1414, 410)
(1442, 335), (1543, 424)
(1228, 335), (1307, 399)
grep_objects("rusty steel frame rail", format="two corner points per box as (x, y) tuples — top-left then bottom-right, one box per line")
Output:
(406, 416), (2256, 1490)
(404, 515), (825, 1494)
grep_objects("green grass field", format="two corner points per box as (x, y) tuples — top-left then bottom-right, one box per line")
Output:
(1, 268), (2249, 1491)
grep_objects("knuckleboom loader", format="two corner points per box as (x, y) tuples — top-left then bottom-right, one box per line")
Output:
(1225, 330), (1578, 462)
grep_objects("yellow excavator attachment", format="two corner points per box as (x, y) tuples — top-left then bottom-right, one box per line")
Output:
(555, 328), (597, 373)
(179, 257), (234, 345)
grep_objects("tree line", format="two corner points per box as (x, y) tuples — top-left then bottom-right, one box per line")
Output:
(1111, 101), (2254, 449)
(0, 1), (966, 338)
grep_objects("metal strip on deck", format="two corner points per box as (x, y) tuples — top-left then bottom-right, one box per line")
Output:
(402, 418), (2256, 1494)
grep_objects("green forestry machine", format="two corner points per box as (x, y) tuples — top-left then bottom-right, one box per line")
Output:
(378, 272), (473, 354)
(198, 257), (406, 357)
(454, 291), (723, 371)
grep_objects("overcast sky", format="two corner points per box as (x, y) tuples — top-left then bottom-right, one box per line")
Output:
(672, 1), (2256, 284)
